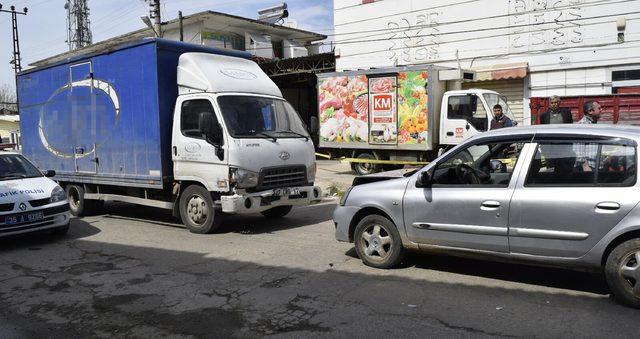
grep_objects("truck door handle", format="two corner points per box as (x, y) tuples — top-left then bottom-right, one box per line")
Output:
(446, 131), (454, 136)
(173, 146), (177, 156)
(465, 123), (470, 131)
(481, 200), (501, 210)
(596, 202), (620, 211)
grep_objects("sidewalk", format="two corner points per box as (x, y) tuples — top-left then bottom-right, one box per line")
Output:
(315, 160), (355, 198)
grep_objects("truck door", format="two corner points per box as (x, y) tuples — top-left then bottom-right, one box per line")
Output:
(172, 96), (229, 192)
(440, 94), (488, 145)
(69, 62), (99, 174)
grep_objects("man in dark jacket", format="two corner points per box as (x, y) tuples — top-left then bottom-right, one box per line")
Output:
(490, 104), (513, 129)
(539, 95), (573, 124)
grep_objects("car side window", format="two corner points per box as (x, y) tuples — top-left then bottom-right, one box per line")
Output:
(433, 141), (525, 187)
(447, 95), (487, 132)
(525, 143), (636, 186)
(181, 99), (217, 139)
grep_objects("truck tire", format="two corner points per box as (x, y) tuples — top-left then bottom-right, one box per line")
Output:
(65, 185), (102, 217)
(179, 185), (222, 234)
(354, 215), (404, 269)
(353, 152), (379, 176)
(261, 205), (293, 218)
(605, 238), (640, 308)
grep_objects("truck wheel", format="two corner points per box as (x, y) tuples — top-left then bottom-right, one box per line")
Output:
(261, 205), (293, 218)
(353, 153), (379, 175)
(605, 238), (640, 308)
(354, 215), (404, 269)
(66, 185), (86, 217)
(179, 185), (222, 234)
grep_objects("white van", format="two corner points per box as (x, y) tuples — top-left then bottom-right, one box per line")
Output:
(0, 152), (71, 237)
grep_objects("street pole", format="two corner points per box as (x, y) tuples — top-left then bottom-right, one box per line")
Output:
(149, 0), (161, 38)
(0, 4), (28, 114)
(178, 10), (183, 42)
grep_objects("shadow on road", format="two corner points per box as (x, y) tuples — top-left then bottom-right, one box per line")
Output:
(0, 219), (100, 252)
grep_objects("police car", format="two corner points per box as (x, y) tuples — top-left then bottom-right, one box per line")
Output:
(0, 151), (70, 237)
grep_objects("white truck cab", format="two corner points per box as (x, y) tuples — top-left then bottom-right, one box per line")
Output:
(171, 53), (321, 225)
(440, 89), (518, 145)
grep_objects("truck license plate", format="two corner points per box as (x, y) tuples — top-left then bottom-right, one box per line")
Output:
(4, 211), (45, 225)
(273, 188), (300, 197)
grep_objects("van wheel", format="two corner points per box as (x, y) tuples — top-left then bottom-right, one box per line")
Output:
(179, 185), (222, 234)
(605, 238), (640, 308)
(261, 205), (293, 218)
(353, 153), (379, 176)
(354, 215), (404, 269)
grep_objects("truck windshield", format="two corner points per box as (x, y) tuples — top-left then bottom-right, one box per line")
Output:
(217, 96), (309, 139)
(0, 154), (43, 181)
(483, 93), (517, 123)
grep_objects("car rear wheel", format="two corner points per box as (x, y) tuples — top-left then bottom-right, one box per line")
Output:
(354, 215), (404, 269)
(261, 205), (293, 218)
(179, 185), (222, 234)
(605, 238), (640, 308)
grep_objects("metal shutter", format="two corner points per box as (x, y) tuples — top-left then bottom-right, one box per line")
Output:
(462, 79), (525, 125)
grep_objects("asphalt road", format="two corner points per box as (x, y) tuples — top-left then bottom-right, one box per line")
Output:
(1, 199), (640, 338)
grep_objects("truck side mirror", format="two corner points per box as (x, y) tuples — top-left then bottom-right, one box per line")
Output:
(415, 169), (433, 188)
(198, 112), (222, 146)
(310, 116), (319, 134)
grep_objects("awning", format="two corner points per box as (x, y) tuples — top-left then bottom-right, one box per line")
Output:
(471, 62), (528, 82)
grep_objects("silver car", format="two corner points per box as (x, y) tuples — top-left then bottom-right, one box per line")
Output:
(334, 125), (640, 308)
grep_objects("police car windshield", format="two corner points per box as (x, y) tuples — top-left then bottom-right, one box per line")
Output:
(0, 154), (43, 180)
(217, 95), (309, 139)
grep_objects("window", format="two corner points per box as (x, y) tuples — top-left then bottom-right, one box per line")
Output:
(432, 141), (525, 186)
(526, 142), (636, 186)
(447, 95), (487, 131)
(0, 154), (43, 180)
(181, 99), (217, 139)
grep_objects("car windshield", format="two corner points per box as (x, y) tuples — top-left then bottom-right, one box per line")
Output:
(483, 93), (517, 123)
(217, 95), (309, 139)
(0, 154), (43, 181)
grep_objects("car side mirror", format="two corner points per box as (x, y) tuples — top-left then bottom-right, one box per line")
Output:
(310, 116), (319, 134)
(198, 112), (222, 146)
(43, 170), (56, 177)
(415, 170), (433, 188)
(490, 159), (505, 172)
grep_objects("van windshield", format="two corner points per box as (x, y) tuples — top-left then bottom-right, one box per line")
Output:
(483, 93), (517, 123)
(217, 95), (309, 139)
(0, 154), (43, 181)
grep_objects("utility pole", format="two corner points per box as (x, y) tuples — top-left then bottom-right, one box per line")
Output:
(178, 10), (183, 42)
(149, 0), (162, 38)
(0, 3), (27, 114)
(64, 0), (92, 50)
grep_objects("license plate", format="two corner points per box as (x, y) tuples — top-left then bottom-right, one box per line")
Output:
(273, 188), (301, 197)
(4, 211), (44, 225)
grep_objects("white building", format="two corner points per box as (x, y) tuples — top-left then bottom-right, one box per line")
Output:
(333, 0), (640, 124)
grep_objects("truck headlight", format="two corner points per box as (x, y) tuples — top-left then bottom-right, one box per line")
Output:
(308, 162), (317, 183)
(50, 185), (67, 203)
(229, 167), (259, 188)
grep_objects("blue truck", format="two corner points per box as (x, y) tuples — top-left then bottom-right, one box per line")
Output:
(18, 38), (321, 233)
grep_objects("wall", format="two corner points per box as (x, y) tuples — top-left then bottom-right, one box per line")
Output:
(333, 0), (640, 96)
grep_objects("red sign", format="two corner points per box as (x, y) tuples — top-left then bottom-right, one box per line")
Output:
(455, 127), (464, 138)
(373, 94), (393, 111)
(373, 117), (393, 123)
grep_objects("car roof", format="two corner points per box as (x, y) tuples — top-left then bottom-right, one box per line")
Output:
(476, 124), (640, 142)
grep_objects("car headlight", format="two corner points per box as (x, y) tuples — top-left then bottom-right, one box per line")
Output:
(229, 167), (259, 188)
(339, 186), (354, 206)
(307, 162), (317, 183)
(50, 185), (67, 203)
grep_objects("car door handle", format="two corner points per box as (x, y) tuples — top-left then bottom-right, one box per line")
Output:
(446, 131), (454, 136)
(481, 200), (501, 210)
(596, 202), (620, 211)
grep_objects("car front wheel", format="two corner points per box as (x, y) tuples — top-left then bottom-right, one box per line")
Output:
(605, 238), (640, 308)
(354, 215), (404, 269)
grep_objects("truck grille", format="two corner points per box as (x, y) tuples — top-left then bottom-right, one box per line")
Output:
(258, 165), (307, 190)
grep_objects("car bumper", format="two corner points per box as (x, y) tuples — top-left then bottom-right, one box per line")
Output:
(220, 186), (322, 214)
(334, 205), (360, 243)
(0, 203), (71, 237)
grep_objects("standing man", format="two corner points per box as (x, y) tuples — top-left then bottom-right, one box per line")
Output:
(490, 104), (513, 129)
(577, 100), (602, 124)
(540, 95), (573, 124)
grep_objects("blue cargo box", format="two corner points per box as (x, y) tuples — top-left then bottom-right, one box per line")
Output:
(18, 38), (248, 189)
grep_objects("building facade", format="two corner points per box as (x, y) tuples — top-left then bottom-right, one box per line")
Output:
(333, 0), (640, 124)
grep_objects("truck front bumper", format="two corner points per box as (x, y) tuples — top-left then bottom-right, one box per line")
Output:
(220, 185), (322, 214)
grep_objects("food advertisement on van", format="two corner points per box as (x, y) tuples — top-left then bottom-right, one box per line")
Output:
(318, 75), (368, 144)
(369, 76), (398, 145)
(398, 71), (428, 145)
